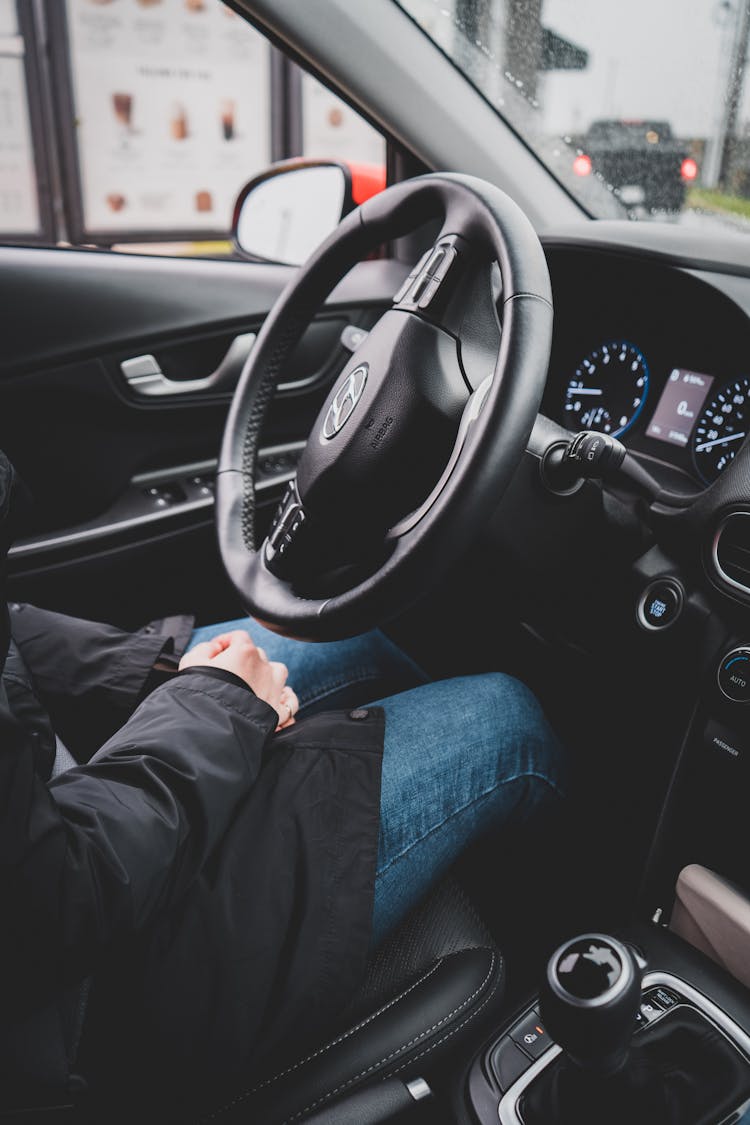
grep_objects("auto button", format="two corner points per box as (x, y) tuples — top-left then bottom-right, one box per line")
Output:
(718, 647), (750, 703)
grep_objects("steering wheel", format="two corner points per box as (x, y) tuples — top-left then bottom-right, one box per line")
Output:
(216, 173), (553, 640)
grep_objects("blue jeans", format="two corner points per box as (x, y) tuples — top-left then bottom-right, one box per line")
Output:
(189, 620), (565, 947)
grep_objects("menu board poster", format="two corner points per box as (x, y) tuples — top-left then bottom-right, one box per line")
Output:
(0, 0), (18, 36)
(0, 0), (43, 237)
(301, 74), (386, 168)
(63, 0), (272, 238)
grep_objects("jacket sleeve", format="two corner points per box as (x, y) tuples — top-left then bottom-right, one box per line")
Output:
(0, 671), (277, 1013)
(9, 603), (194, 760)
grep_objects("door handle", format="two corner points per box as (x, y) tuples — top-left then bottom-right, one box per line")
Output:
(121, 332), (256, 397)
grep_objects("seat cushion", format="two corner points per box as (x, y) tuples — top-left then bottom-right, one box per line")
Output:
(202, 875), (505, 1124)
(341, 873), (498, 1028)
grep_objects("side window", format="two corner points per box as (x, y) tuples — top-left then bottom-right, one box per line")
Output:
(4, 0), (387, 257)
(300, 74), (386, 168)
(0, 0), (47, 242)
(59, 0), (272, 244)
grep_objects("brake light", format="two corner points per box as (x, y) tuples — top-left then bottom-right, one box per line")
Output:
(681, 157), (698, 182)
(573, 154), (592, 177)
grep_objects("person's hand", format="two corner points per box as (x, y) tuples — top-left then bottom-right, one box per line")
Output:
(275, 684), (299, 731)
(180, 631), (299, 729)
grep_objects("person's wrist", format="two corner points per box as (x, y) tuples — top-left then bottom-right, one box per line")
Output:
(177, 665), (254, 695)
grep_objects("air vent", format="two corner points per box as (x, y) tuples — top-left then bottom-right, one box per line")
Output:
(713, 512), (750, 596)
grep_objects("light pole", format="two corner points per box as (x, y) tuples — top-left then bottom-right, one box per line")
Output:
(719, 0), (750, 189)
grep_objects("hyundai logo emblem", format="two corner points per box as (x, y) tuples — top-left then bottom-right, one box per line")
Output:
(322, 364), (368, 439)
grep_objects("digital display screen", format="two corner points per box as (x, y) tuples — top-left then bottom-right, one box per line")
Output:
(646, 368), (715, 447)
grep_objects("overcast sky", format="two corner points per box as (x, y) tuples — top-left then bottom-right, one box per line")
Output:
(541, 0), (749, 137)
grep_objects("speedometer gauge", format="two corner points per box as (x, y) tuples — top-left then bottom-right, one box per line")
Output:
(692, 376), (750, 484)
(563, 341), (649, 437)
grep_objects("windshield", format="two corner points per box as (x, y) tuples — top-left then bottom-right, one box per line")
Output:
(397, 0), (750, 234)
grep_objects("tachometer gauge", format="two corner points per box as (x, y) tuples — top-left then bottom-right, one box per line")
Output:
(563, 341), (649, 437)
(692, 376), (750, 484)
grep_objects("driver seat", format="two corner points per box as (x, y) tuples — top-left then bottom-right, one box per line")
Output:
(0, 874), (503, 1124)
(205, 873), (505, 1124)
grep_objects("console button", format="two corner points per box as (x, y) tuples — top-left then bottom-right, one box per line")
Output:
(718, 647), (750, 703)
(637, 579), (683, 631)
(638, 999), (662, 1024)
(490, 1037), (532, 1092)
(511, 1011), (553, 1059)
(144, 485), (184, 507)
(643, 986), (681, 1011)
(703, 719), (748, 764)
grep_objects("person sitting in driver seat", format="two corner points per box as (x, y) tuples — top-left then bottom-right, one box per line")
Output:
(0, 449), (565, 1119)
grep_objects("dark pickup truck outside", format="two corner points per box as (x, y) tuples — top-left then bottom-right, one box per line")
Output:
(573, 120), (698, 212)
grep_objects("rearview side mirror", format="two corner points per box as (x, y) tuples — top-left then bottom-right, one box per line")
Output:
(232, 159), (386, 266)
(233, 160), (352, 267)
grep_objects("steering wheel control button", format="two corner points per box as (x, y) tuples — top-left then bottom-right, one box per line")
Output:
(490, 1038), (532, 1093)
(265, 482), (309, 576)
(718, 647), (750, 703)
(424, 246), (447, 276)
(340, 325), (369, 353)
(394, 240), (458, 310)
(510, 1011), (552, 1060)
(417, 278), (442, 310)
(637, 579), (684, 631)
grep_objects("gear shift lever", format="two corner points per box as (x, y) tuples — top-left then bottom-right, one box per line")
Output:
(539, 933), (642, 1076)
(524, 932), (750, 1125)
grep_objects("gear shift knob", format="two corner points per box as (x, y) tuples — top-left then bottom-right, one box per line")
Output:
(539, 933), (642, 1076)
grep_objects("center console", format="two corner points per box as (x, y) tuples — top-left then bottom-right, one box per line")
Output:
(467, 925), (750, 1125)
(465, 623), (750, 1124)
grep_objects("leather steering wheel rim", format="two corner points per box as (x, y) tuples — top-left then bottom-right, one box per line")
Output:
(216, 173), (553, 640)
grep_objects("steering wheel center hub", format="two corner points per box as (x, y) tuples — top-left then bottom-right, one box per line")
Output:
(297, 309), (468, 537)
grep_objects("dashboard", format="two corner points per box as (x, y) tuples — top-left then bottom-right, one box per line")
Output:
(541, 248), (750, 490)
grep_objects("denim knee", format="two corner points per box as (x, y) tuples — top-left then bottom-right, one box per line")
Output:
(470, 672), (567, 801)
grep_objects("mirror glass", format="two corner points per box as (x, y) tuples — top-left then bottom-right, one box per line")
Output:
(235, 165), (347, 266)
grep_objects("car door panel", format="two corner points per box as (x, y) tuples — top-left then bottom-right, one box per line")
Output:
(0, 248), (407, 626)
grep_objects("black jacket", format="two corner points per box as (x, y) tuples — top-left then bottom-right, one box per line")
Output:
(0, 453), (384, 1118)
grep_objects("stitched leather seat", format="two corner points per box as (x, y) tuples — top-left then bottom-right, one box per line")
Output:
(203, 876), (506, 1124)
(0, 877), (503, 1123)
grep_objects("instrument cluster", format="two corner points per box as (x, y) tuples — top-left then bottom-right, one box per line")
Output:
(543, 249), (750, 488)
(558, 342), (749, 484)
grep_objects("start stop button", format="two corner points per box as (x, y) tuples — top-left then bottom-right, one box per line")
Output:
(718, 647), (750, 703)
(637, 579), (684, 631)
